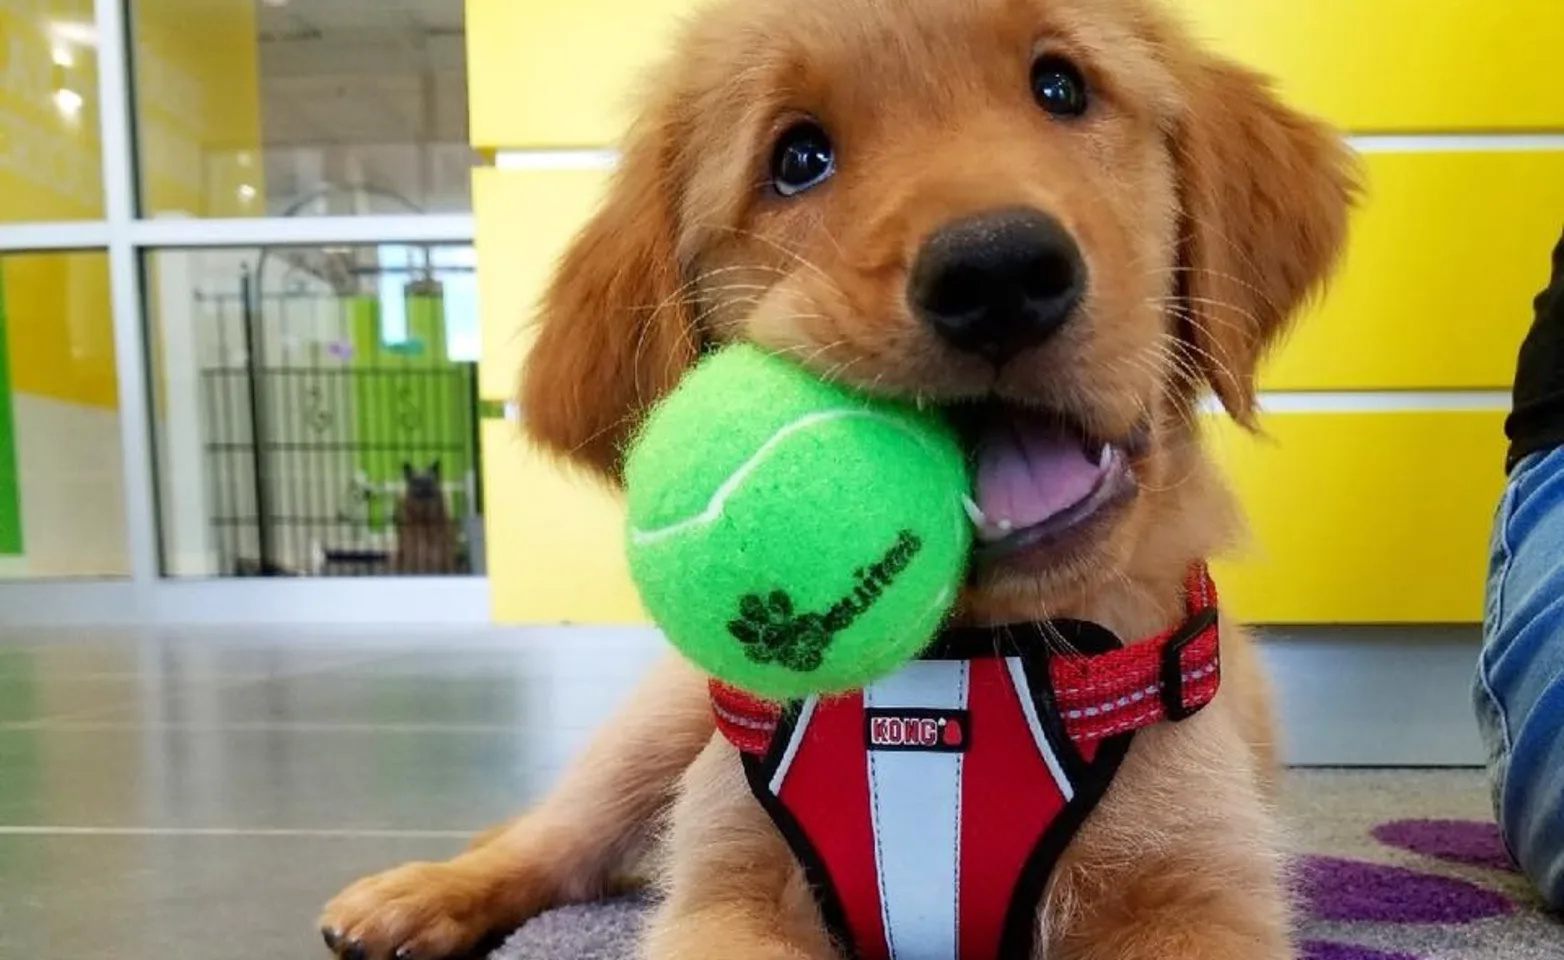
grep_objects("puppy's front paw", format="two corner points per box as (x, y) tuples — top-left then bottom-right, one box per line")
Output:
(318, 860), (521, 960)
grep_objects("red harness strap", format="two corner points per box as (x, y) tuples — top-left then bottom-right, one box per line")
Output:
(1048, 563), (1220, 745)
(712, 563), (1222, 756)
(710, 683), (784, 756)
(707, 563), (1222, 960)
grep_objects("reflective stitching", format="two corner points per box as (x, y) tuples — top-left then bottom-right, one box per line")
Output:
(951, 661), (968, 955)
(712, 701), (777, 731)
(1073, 708), (1162, 742)
(1060, 661), (1220, 719)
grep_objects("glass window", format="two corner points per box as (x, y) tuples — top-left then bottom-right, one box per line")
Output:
(0, 251), (128, 580)
(143, 244), (483, 578)
(0, 2), (105, 221)
(131, 0), (475, 218)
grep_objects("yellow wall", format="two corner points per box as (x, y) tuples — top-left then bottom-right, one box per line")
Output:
(0, 1), (112, 408)
(135, 0), (265, 218)
(1176, 0), (1564, 133)
(471, 0), (1561, 624)
(0, 0), (261, 413)
(1267, 150), (1564, 391)
(3, 255), (117, 408)
(1207, 411), (1508, 624)
(0, 0), (104, 221)
(476, 168), (644, 620)
(469, 0), (691, 150)
(483, 420), (644, 622)
(470, 0), (1564, 148)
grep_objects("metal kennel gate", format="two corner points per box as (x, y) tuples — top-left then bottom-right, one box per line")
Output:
(196, 268), (482, 577)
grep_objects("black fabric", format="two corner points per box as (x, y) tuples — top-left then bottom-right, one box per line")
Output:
(741, 714), (857, 956)
(1506, 228), (1564, 473)
(923, 618), (1124, 660)
(995, 635), (1136, 959)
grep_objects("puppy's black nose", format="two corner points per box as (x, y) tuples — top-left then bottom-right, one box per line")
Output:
(909, 208), (1086, 362)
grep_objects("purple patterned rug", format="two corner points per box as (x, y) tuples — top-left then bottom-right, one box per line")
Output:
(494, 770), (1561, 960)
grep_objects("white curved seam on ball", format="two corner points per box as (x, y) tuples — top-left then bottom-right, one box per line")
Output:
(629, 409), (944, 546)
(927, 585), (954, 619)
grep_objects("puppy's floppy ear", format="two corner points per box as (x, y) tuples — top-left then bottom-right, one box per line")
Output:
(520, 96), (699, 482)
(1171, 54), (1357, 425)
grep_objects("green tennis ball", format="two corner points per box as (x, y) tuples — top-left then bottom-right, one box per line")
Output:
(624, 344), (971, 700)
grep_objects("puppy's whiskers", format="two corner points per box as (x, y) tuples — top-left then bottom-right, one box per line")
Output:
(1140, 263), (1283, 317)
(698, 222), (849, 303)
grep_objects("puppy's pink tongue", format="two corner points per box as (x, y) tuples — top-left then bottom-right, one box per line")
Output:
(974, 417), (1104, 534)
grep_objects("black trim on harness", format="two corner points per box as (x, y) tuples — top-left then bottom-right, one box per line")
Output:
(995, 626), (1133, 959)
(1158, 606), (1218, 722)
(740, 702), (858, 957)
(924, 618), (1123, 662)
(997, 731), (1134, 960)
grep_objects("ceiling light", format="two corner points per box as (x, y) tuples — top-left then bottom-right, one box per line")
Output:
(48, 20), (99, 47)
(53, 88), (84, 117)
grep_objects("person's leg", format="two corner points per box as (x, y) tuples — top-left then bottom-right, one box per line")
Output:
(1478, 446), (1564, 910)
(1475, 227), (1564, 911)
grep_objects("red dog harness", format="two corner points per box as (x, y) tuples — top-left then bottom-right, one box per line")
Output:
(711, 565), (1221, 960)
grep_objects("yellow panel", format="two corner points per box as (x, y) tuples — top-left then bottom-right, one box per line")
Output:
(468, 0), (691, 149)
(477, 167), (643, 622)
(1175, 0), (1564, 132)
(1208, 410), (1507, 624)
(475, 167), (643, 623)
(469, 0), (1564, 144)
(0, 0), (104, 220)
(483, 407), (1506, 625)
(474, 167), (610, 401)
(3, 252), (117, 409)
(135, 0), (264, 216)
(469, 0), (1564, 141)
(1264, 150), (1564, 391)
(484, 421), (645, 623)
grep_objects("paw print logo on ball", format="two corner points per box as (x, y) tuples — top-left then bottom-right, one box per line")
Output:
(728, 591), (830, 673)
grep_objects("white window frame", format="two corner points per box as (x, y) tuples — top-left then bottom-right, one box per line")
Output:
(0, 0), (486, 625)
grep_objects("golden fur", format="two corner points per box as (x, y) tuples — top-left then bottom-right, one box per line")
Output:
(320, 0), (1355, 957)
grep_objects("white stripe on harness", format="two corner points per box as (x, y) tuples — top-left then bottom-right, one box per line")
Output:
(864, 660), (970, 960)
(1005, 656), (1075, 803)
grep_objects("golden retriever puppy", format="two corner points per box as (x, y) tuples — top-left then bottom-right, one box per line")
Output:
(320, 0), (1354, 957)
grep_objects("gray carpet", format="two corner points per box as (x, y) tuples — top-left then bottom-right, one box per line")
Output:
(494, 770), (1561, 960)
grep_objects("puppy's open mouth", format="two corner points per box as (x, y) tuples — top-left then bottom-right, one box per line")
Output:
(947, 402), (1141, 571)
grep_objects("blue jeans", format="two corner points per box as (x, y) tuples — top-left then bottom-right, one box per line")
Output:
(1477, 445), (1564, 911)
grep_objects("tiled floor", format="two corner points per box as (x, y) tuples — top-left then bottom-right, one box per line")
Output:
(2, 627), (1545, 960)
(0, 625), (665, 960)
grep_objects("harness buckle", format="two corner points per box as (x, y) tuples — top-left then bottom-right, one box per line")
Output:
(1159, 607), (1218, 722)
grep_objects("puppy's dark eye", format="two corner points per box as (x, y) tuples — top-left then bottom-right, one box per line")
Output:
(1031, 55), (1088, 117)
(771, 122), (835, 197)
